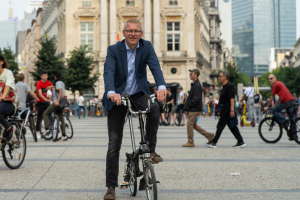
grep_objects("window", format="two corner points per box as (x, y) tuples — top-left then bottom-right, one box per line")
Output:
(169, 0), (178, 6)
(167, 22), (180, 51)
(82, 0), (91, 7)
(126, 0), (134, 6)
(80, 22), (94, 51)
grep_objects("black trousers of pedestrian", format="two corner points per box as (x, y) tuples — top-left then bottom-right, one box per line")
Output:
(0, 102), (15, 129)
(36, 102), (49, 132)
(106, 92), (160, 188)
(211, 108), (244, 144)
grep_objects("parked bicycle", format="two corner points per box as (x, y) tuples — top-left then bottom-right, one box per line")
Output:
(258, 103), (300, 144)
(119, 93), (159, 200)
(1, 112), (27, 169)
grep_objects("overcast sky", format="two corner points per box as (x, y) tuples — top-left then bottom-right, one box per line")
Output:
(0, 0), (300, 39)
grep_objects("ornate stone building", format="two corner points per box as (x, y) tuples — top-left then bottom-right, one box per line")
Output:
(21, 0), (214, 98)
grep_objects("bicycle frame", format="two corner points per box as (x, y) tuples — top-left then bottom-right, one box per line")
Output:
(16, 108), (31, 127)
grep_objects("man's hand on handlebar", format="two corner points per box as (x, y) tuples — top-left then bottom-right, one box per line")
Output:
(156, 89), (167, 103)
(109, 93), (122, 106)
(264, 106), (269, 111)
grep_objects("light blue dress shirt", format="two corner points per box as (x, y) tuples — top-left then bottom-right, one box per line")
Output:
(107, 42), (166, 98)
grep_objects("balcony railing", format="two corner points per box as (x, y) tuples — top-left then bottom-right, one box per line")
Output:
(163, 51), (187, 58)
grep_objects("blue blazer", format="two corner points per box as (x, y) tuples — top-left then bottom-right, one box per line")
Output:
(103, 39), (166, 112)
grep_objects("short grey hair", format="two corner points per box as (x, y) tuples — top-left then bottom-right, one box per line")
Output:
(123, 19), (143, 31)
(221, 71), (229, 80)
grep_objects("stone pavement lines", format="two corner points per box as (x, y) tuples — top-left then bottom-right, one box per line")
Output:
(23, 158), (300, 162)
(1, 188), (300, 194)
(25, 144), (300, 148)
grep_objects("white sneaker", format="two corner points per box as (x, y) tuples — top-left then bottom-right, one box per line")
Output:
(61, 136), (68, 141)
(37, 132), (42, 139)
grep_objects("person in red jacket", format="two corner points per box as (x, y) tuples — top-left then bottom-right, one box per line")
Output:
(264, 74), (295, 138)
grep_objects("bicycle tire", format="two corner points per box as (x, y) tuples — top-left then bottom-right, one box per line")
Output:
(144, 162), (158, 200)
(129, 160), (137, 196)
(2, 125), (27, 169)
(64, 117), (73, 139)
(52, 116), (59, 142)
(291, 117), (300, 145)
(258, 117), (282, 143)
(29, 115), (37, 142)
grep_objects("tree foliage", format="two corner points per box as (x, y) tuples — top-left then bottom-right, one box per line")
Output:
(30, 35), (66, 84)
(64, 45), (100, 100)
(260, 66), (300, 96)
(223, 62), (251, 92)
(0, 46), (19, 79)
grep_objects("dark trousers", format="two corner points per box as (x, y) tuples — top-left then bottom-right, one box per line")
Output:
(106, 92), (160, 188)
(211, 109), (244, 144)
(36, 102), (49, 132)
(0, 102), (15, 129)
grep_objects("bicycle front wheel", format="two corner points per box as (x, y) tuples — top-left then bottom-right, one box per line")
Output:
(2, 126), (27, 169)
(291, 117), (300, 145)
(259, 117), (282, 143)
(64, 117), (73, 139)
(29, 115), (37, 142)
(129, 160), (137, 196)
(144, 162), (158, 200)
(52, 116), (59, 142)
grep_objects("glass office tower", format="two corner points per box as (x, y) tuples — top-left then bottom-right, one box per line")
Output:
(232, 0), (296, 77)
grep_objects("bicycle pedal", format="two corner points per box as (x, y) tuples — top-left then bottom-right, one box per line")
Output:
(152, 161), (158, 164)
(156, 180), (160, 184)
(119, 182), (129, 189)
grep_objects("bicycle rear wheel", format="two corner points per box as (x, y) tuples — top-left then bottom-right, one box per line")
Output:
(291, 117), (300, 144)
(29, 115), (37, 142)
(52, 116), (59, 142)
(258, 117), (282, 143)
(144, 162), (157, 200)
(2, 126), (27, 169)
(64, 117), (73, 139)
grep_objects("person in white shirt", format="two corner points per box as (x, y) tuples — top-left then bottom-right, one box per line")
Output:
(77, 93), (86, 119)
(240, 82), (257, 125)
(172, 86), (186, 126)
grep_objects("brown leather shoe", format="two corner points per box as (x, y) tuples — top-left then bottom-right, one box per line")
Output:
(182, 142), (195, 147)
(207, 133), (214, 142)
(150, 152), (163, 163)
(103, 187), (115, 200)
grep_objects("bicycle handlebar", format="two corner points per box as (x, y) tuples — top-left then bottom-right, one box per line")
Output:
(121, 94), (156, 115)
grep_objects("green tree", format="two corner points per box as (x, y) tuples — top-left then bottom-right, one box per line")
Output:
(64, 45), (100, 101)
(30, 34), (66, 84)
(223, 62), (251, 92)
(0, 46), (19, 79)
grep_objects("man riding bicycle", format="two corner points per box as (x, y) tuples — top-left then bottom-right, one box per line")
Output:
(264, 74), (296, 138)
(103, 19), (167, 200)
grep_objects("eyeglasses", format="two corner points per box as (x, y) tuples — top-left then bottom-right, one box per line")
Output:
(269, 78), (273, 80)
(125, 30), (142, 35)
(218, 76), (222, 78)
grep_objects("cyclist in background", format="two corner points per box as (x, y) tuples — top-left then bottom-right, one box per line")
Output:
(172, 86), (186, 126)
(264, 74), (295, 137)
(15, 73), (39, 118)
(42, 72), (68, 141)
(36, 71), (53, 139)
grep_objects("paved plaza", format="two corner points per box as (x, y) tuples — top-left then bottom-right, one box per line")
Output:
(1, 116), (300, 200)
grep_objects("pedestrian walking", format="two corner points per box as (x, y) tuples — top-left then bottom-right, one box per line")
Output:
(206, 71), (246, 148)
(172, 86), (186, 126)
(240, 82), (257, 125)
(77, 93), (85, 119)
(182, 69), (214, 147)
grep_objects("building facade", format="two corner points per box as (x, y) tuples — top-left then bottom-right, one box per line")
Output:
(294, 38), (300, 67)
(268, 48), (295, 71)
(232, 0), (297, 77)
(208, 0), (222, 71)
(21, 0), (215, 98)
(217, 0), (232, 50)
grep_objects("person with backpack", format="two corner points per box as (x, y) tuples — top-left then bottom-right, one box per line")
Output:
(240, 82), (257, 125)
(172, 86), (186, 126)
